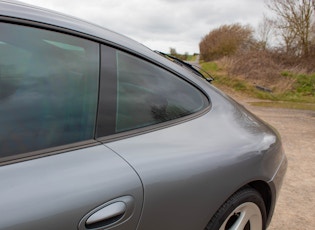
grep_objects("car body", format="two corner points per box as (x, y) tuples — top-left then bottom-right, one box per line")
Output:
(0, 1), (287, 229)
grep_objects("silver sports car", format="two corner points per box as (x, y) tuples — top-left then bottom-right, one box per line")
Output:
(0, 1), (287, 229)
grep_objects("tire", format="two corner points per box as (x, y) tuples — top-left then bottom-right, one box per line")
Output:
(205, 187), (267, 230)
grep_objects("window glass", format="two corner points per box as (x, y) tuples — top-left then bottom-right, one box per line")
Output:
(0, 23), (99, 157)
(116, 51), (208, 132)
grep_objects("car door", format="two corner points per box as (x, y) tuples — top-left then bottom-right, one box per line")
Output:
(0, 146), (143, 230)
(0, 22), (143, 230)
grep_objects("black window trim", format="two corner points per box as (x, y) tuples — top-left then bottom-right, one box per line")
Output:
(0, 19), (102, 164)
(0, 16), (211, 164)
(95, 45), (211, 143)
(0, 15), (212, 100)
(0, 140), (100, 166)
(97, 107), (210, 143)
(95, 45), (118, 137)
(0, 16), (211, 102)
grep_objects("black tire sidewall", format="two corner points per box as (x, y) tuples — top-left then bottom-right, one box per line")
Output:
(206, 187), (267, 230)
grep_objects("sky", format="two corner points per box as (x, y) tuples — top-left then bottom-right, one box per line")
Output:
(19, 0), (270, 54)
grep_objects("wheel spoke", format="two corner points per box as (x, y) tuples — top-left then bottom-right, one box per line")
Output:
(219, 202), (263, 230)
(210, 188), (266, 230)
(231, 211), (248, 229)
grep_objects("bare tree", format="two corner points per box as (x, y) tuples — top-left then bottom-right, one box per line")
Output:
(266, 0), (314, 57)
(256, 15), (274, 50)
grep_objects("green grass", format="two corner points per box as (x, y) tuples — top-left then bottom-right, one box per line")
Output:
(200, 61), (219, 72)
(201, 62), (258, 95)
(294, 74), (315, 96)
(201, 61), (315, 106)
(281, 71), (315, 96)
(186, 55), (197, 62)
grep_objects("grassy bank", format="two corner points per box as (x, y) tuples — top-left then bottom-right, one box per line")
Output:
(186, 54), (197, 62)
(201, 61), (315, 110)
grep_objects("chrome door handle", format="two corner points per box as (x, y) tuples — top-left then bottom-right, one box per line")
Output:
(86, 201), (126, 226)
(78, 196), (135, 230)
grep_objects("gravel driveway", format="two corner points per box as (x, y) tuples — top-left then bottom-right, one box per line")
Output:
(237, 97), (315, 229)
(188, 62), (314, 228)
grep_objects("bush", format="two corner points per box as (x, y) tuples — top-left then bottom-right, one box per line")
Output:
(199, 24), (254, 61)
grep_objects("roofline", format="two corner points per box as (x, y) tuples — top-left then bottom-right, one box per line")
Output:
(0, 0), (204, 86)
(0, 0), (151, 53)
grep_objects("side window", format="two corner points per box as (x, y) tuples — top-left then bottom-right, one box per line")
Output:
(116, 51), (208, 132)
(0, 23), (99, 158)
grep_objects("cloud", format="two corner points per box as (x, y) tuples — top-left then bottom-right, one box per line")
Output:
(20, 0), (268, 53)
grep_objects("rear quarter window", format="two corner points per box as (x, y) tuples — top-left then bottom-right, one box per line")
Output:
(115, 51), (208, 132)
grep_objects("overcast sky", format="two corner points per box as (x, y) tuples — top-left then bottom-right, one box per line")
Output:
(20, 0), (270, 54)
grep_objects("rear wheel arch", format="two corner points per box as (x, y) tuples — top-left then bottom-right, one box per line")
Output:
(205, 182), (272, 230)
(248, 181), (272, 220)
(205, 186), (267, 230)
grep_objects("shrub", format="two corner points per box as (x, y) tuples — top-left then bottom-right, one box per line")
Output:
(199, 24), (254, 61)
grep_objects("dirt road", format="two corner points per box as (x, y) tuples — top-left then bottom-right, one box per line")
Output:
(236, 96), (315, 229)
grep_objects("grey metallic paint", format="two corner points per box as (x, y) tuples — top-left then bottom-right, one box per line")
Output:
(0, 145), (143, 229)
(107, 85), (286, 229)
(0, 1), (287, 229)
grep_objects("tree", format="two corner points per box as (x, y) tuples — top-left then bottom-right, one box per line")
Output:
(168, 48), (189, 60)
(169, 47), (177, 56)
(266, 0), (314, 57)
(256, 15), (274, 50)
(199, 24), (254, 61)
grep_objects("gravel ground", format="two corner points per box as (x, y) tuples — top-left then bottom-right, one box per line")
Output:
(186, 59), (315, 228)
(235, 96), (315, 229)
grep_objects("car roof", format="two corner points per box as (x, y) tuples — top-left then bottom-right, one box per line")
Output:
(0, 0), (156, 58)
(0, 0), (206, 85)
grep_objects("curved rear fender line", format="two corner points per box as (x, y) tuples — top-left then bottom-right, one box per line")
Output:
(248, 181), (273, 226)
(247, 153), (288, 227)
(213, 181), (273, 228)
